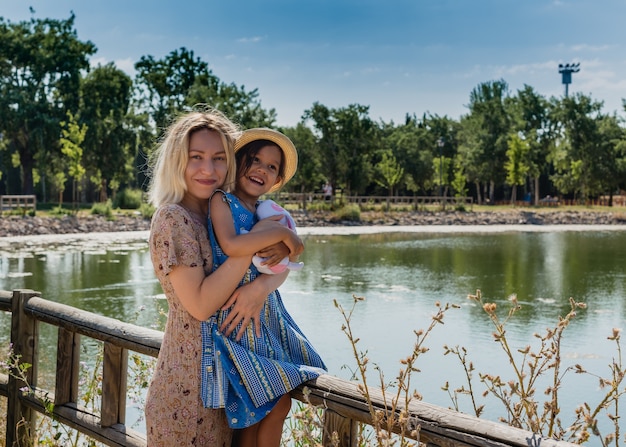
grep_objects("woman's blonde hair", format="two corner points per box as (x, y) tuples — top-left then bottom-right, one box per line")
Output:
(147, 107), (240, 207)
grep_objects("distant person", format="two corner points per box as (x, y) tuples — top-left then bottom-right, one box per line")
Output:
(323, 182), (333, 201)
(144, 109), (288, 446)
(204, 128), (326, 447)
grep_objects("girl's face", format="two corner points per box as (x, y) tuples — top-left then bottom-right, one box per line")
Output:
(237, 144), (283, 197)
(183, 129), (228, 209)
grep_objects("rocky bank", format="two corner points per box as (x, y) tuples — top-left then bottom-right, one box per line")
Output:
(1, 208), (625, 238)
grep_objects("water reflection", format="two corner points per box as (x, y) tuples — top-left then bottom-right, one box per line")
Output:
(1, 229), (626, 426)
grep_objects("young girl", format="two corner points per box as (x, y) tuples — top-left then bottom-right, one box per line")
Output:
(201, 128), (326, 447)
(145, 111), (291, 446)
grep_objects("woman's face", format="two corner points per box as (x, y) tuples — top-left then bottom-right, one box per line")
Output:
(184, 129), (228, 204)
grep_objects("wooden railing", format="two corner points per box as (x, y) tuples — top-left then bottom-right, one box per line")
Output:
(1, 289), (576, 447)
(0, 195), (36, 213)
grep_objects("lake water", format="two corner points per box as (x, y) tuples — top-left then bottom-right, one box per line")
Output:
(2, 225), (626, 435)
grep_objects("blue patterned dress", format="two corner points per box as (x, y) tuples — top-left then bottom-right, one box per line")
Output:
(200, 190), (326, 429)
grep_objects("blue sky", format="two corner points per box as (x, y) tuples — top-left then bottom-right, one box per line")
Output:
(2, 0), (626, 126)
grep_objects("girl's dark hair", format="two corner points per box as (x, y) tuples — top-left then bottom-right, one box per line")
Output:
(236, 139), (286, 183)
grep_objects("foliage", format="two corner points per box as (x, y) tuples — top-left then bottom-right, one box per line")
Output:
(90, 199), (113, 218)
(139, 202), (155, 219)
(0, 13), (96, 195)
(2, 12), (626, 208)
(333, 204), (361, 222)
(60, 111), (87, 208)
(504, 133), (530, 203)
(112, 188), (144, 209)
(374, 151), (405, 198)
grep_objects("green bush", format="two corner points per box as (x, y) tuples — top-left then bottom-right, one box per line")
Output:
(139, 202), (155, 219)
(113, 188), (144, 209)
(90, 200), (113, 218)
(333, 204), (361, 221)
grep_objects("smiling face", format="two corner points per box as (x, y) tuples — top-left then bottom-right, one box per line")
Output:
(235, 143), (283, 201)
(181, 128), (228, 215)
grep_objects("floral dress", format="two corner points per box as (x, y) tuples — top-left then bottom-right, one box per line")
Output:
(200, 190), (327, 429)
(145, 204), (232, 447)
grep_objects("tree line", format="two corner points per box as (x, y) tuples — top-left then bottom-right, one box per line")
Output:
(1, 13), (625, 207)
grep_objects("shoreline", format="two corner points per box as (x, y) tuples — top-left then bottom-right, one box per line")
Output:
(1, 209), (626, 250)
(2, 224), (626, 253)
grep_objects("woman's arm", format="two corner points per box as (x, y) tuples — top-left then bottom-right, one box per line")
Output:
(169, 255), (251, 321)
(210, 193), (303, 257)
(220, 271), (289, 340)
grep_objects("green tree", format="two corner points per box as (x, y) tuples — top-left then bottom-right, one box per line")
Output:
(135, 47), (214, 131)
(375, 150), (404, 198)
(384, 114), (435, 195)
(79, 63), (136, 201)
(135, 47), (276, 132)
(458, 80), (512, 204)
(505, 133), (530, 204)
(508, 85), (554, 204)
(451, 156), (469, 198)
(549, 94), (609, 202)
(0, 13), (96, 195)
(188, 81), (276, 129)
(59, 111), (87, 207)
(304, 103), (378, 196)
(282, 123), (324, 208)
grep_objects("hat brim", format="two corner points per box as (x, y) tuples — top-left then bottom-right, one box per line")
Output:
(234, 128), (298, 193)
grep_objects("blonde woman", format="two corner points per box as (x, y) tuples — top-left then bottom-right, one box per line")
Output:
(145, 109), (295, 446)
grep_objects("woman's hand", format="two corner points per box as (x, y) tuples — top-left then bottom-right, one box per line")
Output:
(219, 271), (289, 341)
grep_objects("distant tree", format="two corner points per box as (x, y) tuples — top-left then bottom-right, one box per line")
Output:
(79, 63), (136, 201)
(0, 13), (96, 195)
(458, 80), (512, 203)
(135, 47), (276, 132)
(135, 47), (215, 131)
(384, 114), (434, 195)
(505, 133), (530, 204)
(549, 94), (608, 202)
(375, 150), (404, 199)
(282, 123), (324, 206)
(508, 85), (553, 204)
(59, 111), (87, 208)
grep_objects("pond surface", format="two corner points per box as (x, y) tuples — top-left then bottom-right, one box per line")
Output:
(1, 226), (626, 434)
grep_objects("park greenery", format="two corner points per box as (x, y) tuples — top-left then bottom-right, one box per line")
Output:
(1, 13), (626, 208)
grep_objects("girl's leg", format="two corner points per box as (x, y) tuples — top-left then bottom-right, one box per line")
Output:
(232, 425), (258, 447)
(232, 395), (291, 447)
(256, 395), (292, 447)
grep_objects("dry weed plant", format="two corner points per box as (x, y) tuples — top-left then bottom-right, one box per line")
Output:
(444, 289), (626, 445)
(332, 295), (458, 446)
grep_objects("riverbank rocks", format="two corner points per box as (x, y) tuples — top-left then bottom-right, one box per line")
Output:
(1, 209), (625, 238)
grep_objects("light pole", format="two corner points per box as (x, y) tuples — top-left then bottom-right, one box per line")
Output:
(437, 137), (444, 197)
(558, 62), (580, 97)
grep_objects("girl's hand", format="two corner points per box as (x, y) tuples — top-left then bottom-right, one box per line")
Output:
(283, 232), (304, 257)
(256, 242), (290, 267)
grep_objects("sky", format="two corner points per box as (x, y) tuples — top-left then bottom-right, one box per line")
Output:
(2, 0), (626, 127)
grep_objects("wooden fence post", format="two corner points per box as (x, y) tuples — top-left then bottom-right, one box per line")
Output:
(323, 409), (357, 447)
(55, 327), (81, 405)
(7, 289), (40, 447)
(101, 342), (128, 427)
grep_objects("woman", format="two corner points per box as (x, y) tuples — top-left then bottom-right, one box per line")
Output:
(144, 108), (301, 446)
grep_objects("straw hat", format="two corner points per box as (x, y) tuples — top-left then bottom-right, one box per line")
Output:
(234, 128), (298, 192)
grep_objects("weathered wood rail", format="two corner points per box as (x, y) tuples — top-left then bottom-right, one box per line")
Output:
(0, 195), (36, 213)
(1, 289), (576, 447)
